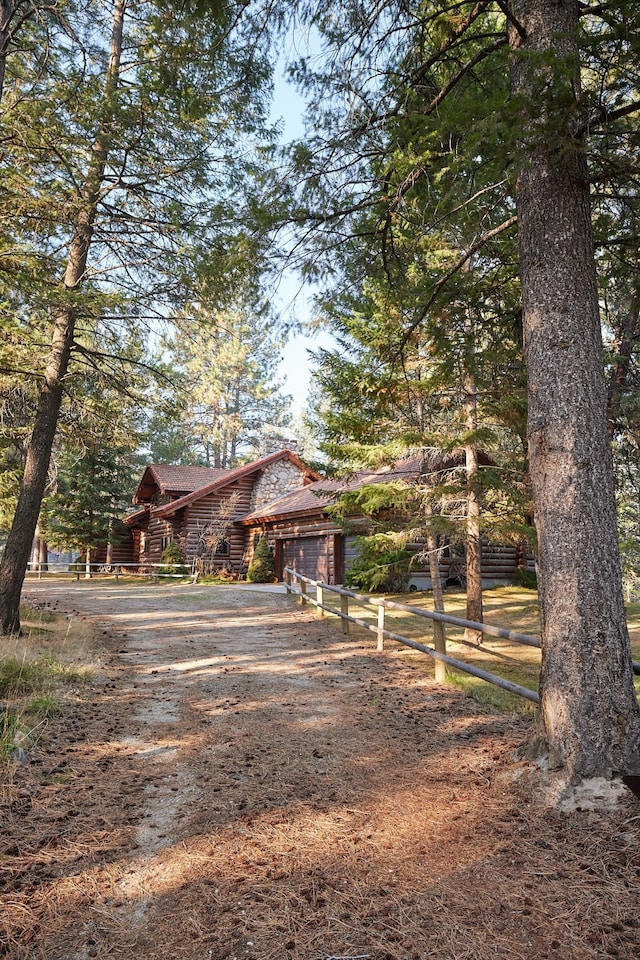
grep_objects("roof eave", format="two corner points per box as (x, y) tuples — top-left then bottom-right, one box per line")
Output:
(236, 504), (333, 526)
(123, 505), (150, 526)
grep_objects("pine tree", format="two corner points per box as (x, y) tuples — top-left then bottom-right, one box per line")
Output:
(0, 0), (276, 632)
(283, 1), (640, 780)
(164, 291), (292, 469)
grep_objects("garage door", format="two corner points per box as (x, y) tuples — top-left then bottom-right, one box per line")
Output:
(282, 536), (330, 583)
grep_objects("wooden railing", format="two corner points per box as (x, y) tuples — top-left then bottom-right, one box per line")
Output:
(284, 568), (640, 692)
(285, 566), (542, 704)
(25, 562), (190, 581)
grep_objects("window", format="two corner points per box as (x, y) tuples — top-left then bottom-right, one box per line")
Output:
(215, 539), (230, 557)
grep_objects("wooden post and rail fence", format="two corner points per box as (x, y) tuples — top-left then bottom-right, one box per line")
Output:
(24, 561), (191, 581)
(285, 566), (640, 704)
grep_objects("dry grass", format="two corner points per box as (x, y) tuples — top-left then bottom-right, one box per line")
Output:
(0, 602), (97, 795)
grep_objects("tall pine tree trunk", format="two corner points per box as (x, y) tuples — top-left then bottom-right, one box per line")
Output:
(0, 0), (126, 633)
(37, 536), (47, 571)
(0, 308), (75, 631)
(0, 0), (15, 103)
(509, 0), (640, 779)
(464, 437), (483, 644)
(464, 313), (483, 644)
(424, 501), (447, 683)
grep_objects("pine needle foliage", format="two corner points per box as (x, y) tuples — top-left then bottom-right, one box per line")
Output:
(246, 534), (275, 583)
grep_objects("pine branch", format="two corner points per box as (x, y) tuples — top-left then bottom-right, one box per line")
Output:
(399, 215), (518, 350)
(420, 37), (507, 119)
(493, 1), (527, 40)
(592, 97), (640, 129)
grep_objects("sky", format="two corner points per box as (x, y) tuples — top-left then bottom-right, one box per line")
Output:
(270, 42), (335, 417)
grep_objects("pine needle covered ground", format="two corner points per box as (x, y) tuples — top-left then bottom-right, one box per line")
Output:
(1, 581), (639, 960)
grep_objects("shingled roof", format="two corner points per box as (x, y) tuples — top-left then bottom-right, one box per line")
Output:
(236, 449), (496, 525)
(236, 455), (427, 525)
(133, 465), (228, 504)
(152, 450), (320, 519)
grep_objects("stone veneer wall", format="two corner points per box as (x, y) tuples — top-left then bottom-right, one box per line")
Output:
(250, 460), (307, 512)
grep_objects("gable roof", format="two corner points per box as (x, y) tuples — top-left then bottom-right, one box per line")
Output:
(133, 465), (228, 504)
(152, 449), (320, 519)
(236, 456), (425, 525)
(236, 449), (496, 525)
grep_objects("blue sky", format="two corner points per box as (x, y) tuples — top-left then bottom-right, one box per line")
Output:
(271, 44), (335, 416)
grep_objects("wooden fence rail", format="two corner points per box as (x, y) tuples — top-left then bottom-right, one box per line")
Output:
(25, 562), (189, 581)
(285, 568), (640, 693)
(284, 567), (541, 704)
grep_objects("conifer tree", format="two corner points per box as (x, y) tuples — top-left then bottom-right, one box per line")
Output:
(285, 0), (640, 780)
(0, 0), (275, 632)
(246, 534), (275, 583)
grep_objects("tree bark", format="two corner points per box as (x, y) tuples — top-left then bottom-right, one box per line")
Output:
(464, 318), (483, 644)
(0, 308), (74, 631)
(0, 0), (16, 103)
(0, 0), (126, 633)
(509, 0), (640, 778)
(37, 533), (48, 571)
(464, 437), (483, 644)
(424, 502), (447, 683)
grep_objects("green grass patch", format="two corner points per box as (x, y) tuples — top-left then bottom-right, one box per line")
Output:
(20, 603), (57, 623)
(446, 670), (539, 716)
(0, 655), (91, 697)
(0, 707), (22, 760)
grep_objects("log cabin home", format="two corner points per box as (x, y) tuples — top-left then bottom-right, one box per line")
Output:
(115, 447), (531, 585)
(120, 450), (320, 571)
(238, 451), (532, 587)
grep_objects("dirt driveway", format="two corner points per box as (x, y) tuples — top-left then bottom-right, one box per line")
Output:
(2, 580), (640, 960)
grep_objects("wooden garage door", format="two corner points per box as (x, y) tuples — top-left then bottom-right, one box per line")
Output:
(282, 536), (330, 583)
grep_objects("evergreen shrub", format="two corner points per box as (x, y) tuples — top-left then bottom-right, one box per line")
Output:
(246, 535), (275, 583)
(158, 542), (190, 577)
(346, 536), (411, 593)
(513, 568), (537, 590)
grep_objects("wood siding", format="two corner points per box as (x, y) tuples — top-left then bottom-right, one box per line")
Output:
(281, 535), (332, 584)
(244, 516), (535, 588)
(244, 516), (344, 584)
(179, 478), (255, 569)
(344, 534), (530, 586)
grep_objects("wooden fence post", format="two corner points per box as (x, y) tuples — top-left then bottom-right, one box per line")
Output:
(316, 584), (325, 616)
(377, 603), (385, 652)
(300, 578), (308, 605)
(433, 620), (447, 684)
(340, 593), (350, 634)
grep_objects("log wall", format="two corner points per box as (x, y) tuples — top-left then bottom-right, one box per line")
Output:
(179, 478), (255, 569)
